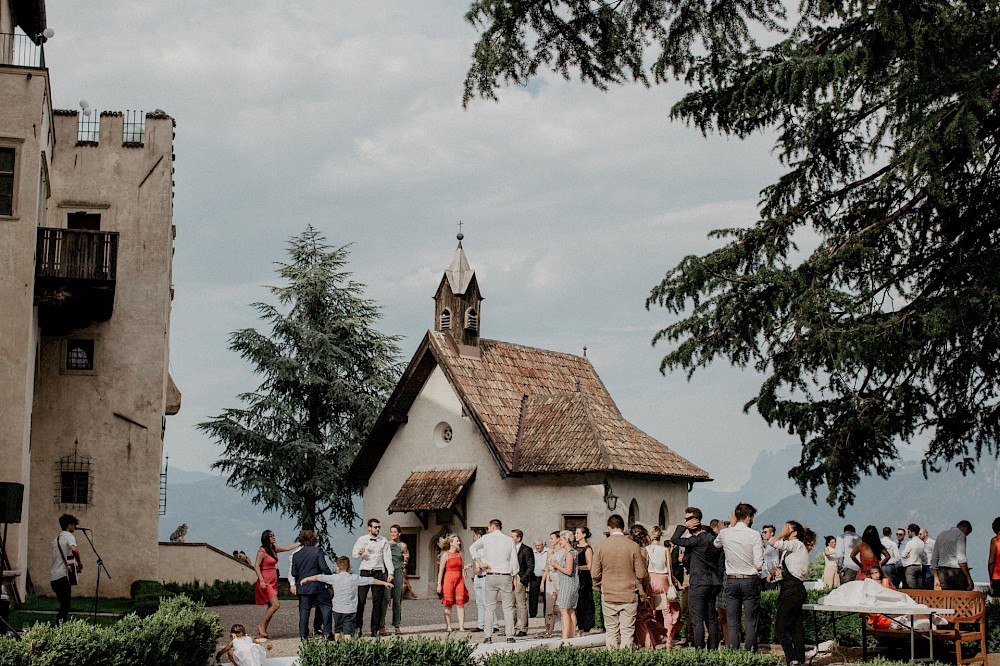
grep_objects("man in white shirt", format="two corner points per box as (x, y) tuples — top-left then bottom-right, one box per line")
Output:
(529, 539), (547, 618)
(352, 518), (393, 636)
(919, 527), (936, 588)
(899, 523), (924, 589)
(880, 527), (901, 588)
(50, 514), (82, 623)
(469, 518), (518, 644)
(835, 524), (861, 584)
(932, 520), (974, 591)
(713, 502), (764, 651)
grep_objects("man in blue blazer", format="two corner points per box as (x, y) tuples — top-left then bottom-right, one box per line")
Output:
(290, 530), (332, 639)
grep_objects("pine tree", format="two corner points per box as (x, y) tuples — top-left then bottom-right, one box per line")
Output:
(199, 227), (401, 543)
(464, 1), (1000, 512)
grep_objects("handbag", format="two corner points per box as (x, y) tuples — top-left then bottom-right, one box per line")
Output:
(59, 538), (78, 586)
(663, 546), (678, 603)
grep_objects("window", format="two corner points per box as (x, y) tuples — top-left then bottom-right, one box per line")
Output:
(440, 308), (452, 330)
(400, 532), (418, 577)
(55, 445), (93, 506)
(658, 501), (669, 529)
(66, 339), (95, 370)
(563, 514), (588, 532)
(60, 472), (89, 504)
(0, 147), (14, 216)
(465, 308), (478, 332)
(67, 211), (101, 230)
(628, 499), (640, 527)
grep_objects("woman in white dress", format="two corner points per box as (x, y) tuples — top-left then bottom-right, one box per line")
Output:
(822, 535), (840, 589)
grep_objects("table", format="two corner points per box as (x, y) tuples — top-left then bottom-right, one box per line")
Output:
(802, 603), (955, 663)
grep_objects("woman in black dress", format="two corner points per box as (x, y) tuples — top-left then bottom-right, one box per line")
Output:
(574, 526), (595, 634)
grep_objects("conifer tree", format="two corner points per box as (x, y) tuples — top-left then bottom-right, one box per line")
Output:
(463, 1), (1000, 512)
(200, 227), (400, 542)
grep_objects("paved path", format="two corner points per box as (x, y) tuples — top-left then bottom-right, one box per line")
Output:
(208, 598), (557, 659)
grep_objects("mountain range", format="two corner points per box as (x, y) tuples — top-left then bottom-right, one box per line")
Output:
(689, 445), (1000, 579)
(161, 446), (999, 580)
(157, 467), (359, 559)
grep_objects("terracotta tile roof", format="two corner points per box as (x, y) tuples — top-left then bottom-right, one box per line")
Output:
(388, 466), (477, 512)
(430, 332), (709, 480)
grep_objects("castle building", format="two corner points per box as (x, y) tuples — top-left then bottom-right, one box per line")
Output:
(349, 236), (711, 596)
(1, 0), (181, 599)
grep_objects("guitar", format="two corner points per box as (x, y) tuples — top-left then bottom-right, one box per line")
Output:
(59, 539), (79, 586)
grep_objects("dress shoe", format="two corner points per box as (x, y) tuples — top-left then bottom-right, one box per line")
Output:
(470, 627), (483, 632)
(506, 637), (516, 643)
(515, 631), (528, 637)
(482, 637), (492, 644)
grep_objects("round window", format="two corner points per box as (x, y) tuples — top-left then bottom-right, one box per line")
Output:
(434, 422), (453, 448)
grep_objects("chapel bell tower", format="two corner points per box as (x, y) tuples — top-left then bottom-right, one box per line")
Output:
(433, 233), (483, 348)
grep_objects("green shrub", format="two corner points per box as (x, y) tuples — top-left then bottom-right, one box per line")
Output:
(757, 588), (868, 647)
(0, 594), (220, 666)
(480, 646), (783, 666)
(987, 600), (1000, 654)
(593, 589), (603, 630)
(132, 590), (176, 618)
(162, 579), (254, 606)
(298, 636), (475, 666)
(130, 579), (167, 599)
(0, 634), (29, 666)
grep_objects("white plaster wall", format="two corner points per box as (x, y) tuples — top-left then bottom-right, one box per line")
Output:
(26, 112), (174, 598)
(0, 65), (50, 600)
(362, 364), (691, 597)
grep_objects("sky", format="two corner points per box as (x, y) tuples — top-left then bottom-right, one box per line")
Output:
(40, 1), (806, 493)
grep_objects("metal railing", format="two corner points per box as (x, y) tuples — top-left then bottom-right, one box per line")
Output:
(123, 110), (145, 144)
(36, 228), (119, 281)
(0, 33), (45, 69)
(78, 112), (100, 143)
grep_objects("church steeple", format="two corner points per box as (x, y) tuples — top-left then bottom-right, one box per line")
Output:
(434, 232), (483, 348)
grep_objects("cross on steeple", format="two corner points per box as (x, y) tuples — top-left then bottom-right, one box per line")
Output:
(457, 220), (464, 240)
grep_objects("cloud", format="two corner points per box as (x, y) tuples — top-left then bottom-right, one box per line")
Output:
(43, 0), (793, 487)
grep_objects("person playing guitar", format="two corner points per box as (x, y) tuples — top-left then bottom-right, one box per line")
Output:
(51, 514), (83, 622)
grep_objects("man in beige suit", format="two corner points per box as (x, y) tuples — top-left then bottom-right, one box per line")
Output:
(591, 514), (646, 648)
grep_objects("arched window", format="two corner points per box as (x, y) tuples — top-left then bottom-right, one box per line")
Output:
(628, 499), (640, 528)
(658, 501), (669, 529)
(439, 308), (452, 330)
(465, 307), (478, 332)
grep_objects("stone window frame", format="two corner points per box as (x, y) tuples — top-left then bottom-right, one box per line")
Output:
(0, 138), (24, 218)
(55, 446), (93, 507)
(61, 337), (98, 375)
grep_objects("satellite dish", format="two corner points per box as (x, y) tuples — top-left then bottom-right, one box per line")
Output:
(42, 28), (54, 39)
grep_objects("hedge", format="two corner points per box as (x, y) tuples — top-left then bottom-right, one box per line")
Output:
(129, 578), (253, 615)
(298, 636), (475, 666)
(0, 595), (221, 666)
(480, 646), (783, 666)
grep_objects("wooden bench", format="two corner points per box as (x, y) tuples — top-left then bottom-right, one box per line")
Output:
(864, 589), (987, 665)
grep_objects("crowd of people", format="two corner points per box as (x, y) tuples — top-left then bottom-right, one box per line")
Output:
(228, 510), (1000, 665)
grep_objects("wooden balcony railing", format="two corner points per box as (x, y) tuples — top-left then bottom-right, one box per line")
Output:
(36, 227), (118, 281)
(35, 228), (118, 330)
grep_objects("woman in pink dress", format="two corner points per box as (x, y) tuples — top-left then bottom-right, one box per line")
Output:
(436, 534), (470, 631)
(646, 526), (682, 648)
(253, 530), (298, 638)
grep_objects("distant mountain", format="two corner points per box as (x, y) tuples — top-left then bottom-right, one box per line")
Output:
(158, 468), (360, 559)
(690, 446), (1000, 580)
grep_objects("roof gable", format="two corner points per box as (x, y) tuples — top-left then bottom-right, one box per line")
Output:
(350, 330), (709, 485)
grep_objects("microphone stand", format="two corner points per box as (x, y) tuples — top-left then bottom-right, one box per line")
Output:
(77, 529), (111, 618)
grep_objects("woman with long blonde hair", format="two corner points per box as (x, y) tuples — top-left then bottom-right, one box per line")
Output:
(551, 530), (579, 640)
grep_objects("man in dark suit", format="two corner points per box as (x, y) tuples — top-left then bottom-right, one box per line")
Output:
(671, 506), (724, 649)
(511, 529), (533, 637)
(290, 530), (332, 639)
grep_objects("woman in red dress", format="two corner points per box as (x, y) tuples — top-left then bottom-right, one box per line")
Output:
(851, 525), (890, 582)
(436, 534), (470, 631)
(253, 530), (298, 638)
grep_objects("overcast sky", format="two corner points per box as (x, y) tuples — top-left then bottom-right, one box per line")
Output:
(42, 1), (807, 492)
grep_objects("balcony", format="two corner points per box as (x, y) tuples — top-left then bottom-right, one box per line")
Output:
(35, 228), (118, 332)
(0, 33), (45, 69)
